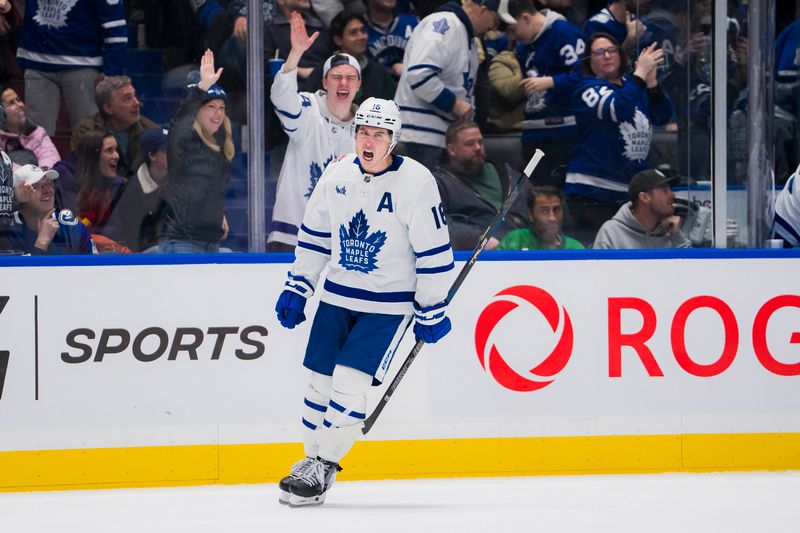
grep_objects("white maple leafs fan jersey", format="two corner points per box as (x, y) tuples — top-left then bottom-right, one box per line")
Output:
(286, 154), (455, 317)
(268, 69), (356, 246)
(395, 10), (478, 148)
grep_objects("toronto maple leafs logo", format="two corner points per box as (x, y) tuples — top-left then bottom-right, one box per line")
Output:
(338, 210), (386, 273)
(336, 185), (347, 196)
(306, 155), (334, 198)
(34, 0), (79, 29)
(433, 19), (449, 35)
(619, 109), (653, 162)
(524, 68), (546, 113)
(0, 152), (11, 185)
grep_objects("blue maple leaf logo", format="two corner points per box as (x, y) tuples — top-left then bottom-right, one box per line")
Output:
(433, 19), (449, 35)
(306, 155), (334, 198)
(338, 210), (386, 273)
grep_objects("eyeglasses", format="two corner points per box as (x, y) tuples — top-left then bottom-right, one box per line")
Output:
(591, 45), (620, 58)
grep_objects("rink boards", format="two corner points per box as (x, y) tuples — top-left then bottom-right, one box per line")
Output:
(0, 250), (799, 491)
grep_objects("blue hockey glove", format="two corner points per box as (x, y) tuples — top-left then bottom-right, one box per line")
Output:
(413, 316), (452, 344)
(275, 290), (307, 329)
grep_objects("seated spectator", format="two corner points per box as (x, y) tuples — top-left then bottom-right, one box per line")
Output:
(364, 0), (418, 78)
(267, 13), (361, 251)
(0, 87), (59, 169)
(565, 33), (672, 240)
(770, 162), (800, 248)
(75, 131), (125, 234)
(9, 164), (95, 254)
(497, 186), (584, 250)
(71, 76), (158, 179)
(159, 50), (233, 254)
(104, 128), (168, 253)
(593, 168), (689, 249)
(309, 11), (397, 103)
(432, 120), (530, 250)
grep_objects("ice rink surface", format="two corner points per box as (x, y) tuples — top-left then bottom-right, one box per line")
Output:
(2, 471), (798, 532)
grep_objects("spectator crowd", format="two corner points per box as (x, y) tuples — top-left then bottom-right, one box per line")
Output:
(0, 0), (796, 255)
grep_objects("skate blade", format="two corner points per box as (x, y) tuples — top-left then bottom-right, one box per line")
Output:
(287, 492), (327, 508)
(278, 490), (290, 505)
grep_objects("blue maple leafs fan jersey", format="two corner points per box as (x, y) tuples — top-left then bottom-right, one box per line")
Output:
(515, 10), (585, 144)
(365, 13), (418, 73)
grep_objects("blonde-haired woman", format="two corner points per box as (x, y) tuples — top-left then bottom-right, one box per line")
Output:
(159, 49), (234, 253)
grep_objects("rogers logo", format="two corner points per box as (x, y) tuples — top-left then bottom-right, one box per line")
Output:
(474, 285), (573, 392)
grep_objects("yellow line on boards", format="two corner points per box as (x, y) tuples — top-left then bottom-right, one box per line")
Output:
(1, 433), (799, 492)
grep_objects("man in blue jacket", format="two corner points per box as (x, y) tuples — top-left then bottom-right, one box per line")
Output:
(9, 165), (95, 255)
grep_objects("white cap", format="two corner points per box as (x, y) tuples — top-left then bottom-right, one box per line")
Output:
(13, 164), (59, 187)
(497, 0), (516, 25)
(322, 53), (361, 79)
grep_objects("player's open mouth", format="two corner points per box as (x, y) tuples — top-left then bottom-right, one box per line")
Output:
(337, 90), (349, 98)
(363, 150), (374, 160)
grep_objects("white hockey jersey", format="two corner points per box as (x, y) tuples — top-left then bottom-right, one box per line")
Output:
(285, 154), (455, 318)
(268, 69), (356, 246)
(394, 8), (479, 148)
(772, 165), (800, 247)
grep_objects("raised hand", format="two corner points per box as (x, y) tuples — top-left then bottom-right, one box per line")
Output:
(634, 42), (663, 81)
(289, 11), (319, 55)
(198, 49), (223, 91)
(283, 11), (319, 73)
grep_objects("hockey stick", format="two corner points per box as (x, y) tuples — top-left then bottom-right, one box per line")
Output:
(360, 148), (546, 435)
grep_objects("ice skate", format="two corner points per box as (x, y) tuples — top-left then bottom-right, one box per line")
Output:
(286, 457), (342, 508)
(278, 457), (315, 505)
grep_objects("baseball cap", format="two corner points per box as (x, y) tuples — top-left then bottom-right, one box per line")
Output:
(482, 0), (516, 24)
(628, 168), (676, 201)
(13, 164), (59, 187)
(322, 53), (361, 79)
(140, 127), (168, 155)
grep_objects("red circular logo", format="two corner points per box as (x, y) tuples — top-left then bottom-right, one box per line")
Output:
(475, 285), (573, 391)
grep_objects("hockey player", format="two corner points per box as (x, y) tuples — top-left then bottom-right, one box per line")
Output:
(268, 11), (362, 251)
(274, 97), (454, 507)
(508, 0), (585, 188)
(394, 0), (514, 168)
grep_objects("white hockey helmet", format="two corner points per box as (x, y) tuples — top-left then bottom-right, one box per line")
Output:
(353, 97), (402, 153)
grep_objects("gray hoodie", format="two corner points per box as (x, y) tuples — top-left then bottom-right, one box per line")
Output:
(593, 202), (691, 249)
